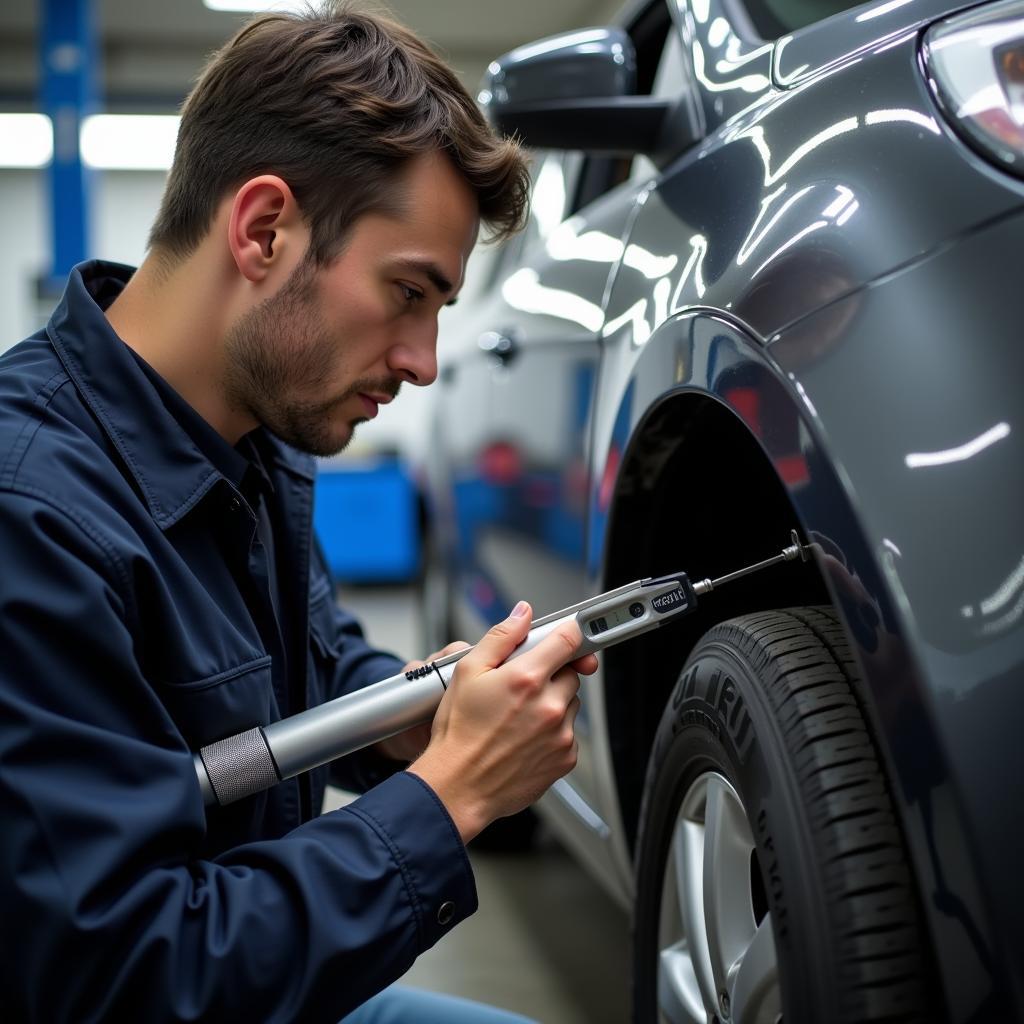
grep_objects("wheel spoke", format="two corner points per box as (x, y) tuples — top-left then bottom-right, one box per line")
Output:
(702, 775), (757, 1001)
(658, 940), (710, 1024)
(671, 815), (717, 1014)
(728, 914), (780, 1023)
(655, 771), (774, 1024)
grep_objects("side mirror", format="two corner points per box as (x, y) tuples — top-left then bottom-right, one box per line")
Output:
(479, 27), (678, 157)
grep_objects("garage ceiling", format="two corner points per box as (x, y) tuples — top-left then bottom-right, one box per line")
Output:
(0, 0), (623, 111)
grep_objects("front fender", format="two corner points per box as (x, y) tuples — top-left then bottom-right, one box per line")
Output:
(591, 267), (1018, 1016)
(769, 206), (1024, 1019)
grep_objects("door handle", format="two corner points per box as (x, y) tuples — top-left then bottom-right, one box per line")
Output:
(478, 330), (520, 366)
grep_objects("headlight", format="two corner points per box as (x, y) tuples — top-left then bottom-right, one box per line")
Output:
(924, 0), (1024, 177)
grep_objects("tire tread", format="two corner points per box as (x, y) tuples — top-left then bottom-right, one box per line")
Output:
(709, 605), (928, 1023)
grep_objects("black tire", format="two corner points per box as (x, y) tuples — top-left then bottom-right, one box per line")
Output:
(632, 607), (934, 1024)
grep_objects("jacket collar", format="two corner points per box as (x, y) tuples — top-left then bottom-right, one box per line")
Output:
(46, 260), (314, 531)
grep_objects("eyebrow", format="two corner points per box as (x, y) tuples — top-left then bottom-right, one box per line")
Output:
(395, 258), (459, 305)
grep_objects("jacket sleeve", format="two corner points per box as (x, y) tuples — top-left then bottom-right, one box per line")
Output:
(0, 490), (477, 1024)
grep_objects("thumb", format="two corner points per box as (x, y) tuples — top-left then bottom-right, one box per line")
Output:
(465, 600), (532, 671)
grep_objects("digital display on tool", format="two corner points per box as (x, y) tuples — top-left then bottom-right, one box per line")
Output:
(194, 532), (809, 807)
(587, 601), (644, 635)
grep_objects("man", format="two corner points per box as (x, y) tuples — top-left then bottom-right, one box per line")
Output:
(0, 5), (596, 1022)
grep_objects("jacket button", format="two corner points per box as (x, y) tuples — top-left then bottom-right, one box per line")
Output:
(228, 496), (241, 513)
(437, 901), (455, 926)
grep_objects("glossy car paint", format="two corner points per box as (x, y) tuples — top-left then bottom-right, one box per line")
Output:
(425, 0), (1024, 1018)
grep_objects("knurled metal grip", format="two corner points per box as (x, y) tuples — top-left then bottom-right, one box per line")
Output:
(198, 726), (280, 806)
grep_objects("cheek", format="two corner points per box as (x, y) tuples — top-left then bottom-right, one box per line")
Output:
(276, 306), (342, 392)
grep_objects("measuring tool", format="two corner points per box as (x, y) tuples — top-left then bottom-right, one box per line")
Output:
(195, 531), (810, 806)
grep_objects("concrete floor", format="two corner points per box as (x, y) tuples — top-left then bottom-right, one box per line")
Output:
(331, 584), (632, 1024)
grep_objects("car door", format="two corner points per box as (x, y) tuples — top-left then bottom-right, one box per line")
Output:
(443, 2), (682, 833)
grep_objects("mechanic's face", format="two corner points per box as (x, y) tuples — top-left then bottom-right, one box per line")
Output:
(223, 151), (478, 456)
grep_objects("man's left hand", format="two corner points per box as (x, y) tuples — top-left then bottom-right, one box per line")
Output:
(373, 641), (470, 763)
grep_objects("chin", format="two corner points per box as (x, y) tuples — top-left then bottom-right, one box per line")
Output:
(266, 419), (352, 458)
(320, 418), (363, 457)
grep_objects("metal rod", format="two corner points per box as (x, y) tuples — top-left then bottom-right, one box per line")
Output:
(692, 531), (807, 596)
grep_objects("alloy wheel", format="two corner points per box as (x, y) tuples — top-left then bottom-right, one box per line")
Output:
(656, 771), (781, 1024)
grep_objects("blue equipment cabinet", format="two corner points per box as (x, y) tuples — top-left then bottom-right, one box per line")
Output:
(313, 458), (420, 583)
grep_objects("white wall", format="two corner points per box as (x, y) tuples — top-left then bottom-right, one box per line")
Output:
(0, 168), (167, 353)
(0, 171), (50, 350)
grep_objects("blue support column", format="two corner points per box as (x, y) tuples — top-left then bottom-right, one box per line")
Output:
(40, 0), (98, 292)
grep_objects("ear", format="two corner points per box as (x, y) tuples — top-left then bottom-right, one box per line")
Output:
(227, 175), (307, 284)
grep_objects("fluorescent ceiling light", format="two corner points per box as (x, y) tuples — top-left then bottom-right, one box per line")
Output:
(0, 114), (53, 168)
(80, 114), (180, 170)
(203, 0), (312, 11)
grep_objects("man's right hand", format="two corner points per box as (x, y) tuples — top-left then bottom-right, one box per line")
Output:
(407, 600), (598, 843)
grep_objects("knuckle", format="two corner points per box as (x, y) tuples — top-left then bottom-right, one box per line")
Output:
(539, 702), (564, 729)
(517, 665), (545, 691)
(553, 668), (581, 694)
(557, 723), (576, 751)
(488, 621), (514, 641)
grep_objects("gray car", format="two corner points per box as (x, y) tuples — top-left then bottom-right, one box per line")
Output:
(421, 0), (1024, 1020)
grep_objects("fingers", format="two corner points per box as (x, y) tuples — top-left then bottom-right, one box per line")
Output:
(571, 652), (599, 676)
(461, 601), (533, 672)
(567, 693), (581, 724)
(547, 663), (582, 705)
(510, 619), (584, 681)
(430, 640), (471, 661)
(557, 692), (581, 772)
(404, 639), (474, 675)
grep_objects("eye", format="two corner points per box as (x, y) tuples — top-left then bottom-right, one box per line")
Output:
(398, 283), (425, 304)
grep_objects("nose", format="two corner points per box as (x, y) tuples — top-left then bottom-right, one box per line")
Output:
(388, 320), (438, 387)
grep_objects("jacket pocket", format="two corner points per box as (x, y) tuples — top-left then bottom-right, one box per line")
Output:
(157, 655), (276, 749)
(308, 576), (340, 663)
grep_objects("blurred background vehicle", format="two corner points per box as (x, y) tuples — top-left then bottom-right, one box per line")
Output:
(421, 0), (1024, 1020)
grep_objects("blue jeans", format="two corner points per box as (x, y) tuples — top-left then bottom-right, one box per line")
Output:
(339, 985), (538, 1024)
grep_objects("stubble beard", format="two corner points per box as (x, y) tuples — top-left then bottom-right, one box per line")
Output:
(222, 261), (399, 457)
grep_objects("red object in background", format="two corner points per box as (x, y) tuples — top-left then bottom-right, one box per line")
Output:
(598, 444), (621, 512)
(479, 440), (523, 485)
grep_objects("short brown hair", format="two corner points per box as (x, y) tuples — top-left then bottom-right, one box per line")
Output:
(149, 1), (529, 265)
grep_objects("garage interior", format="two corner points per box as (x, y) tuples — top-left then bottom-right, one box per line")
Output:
(1, 2), (630, 1022)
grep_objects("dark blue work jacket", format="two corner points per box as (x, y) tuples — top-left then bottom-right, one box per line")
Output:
(0, 262), (475, 1023)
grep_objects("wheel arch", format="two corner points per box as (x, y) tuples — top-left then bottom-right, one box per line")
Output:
(593, 311), (910, 857)
(600, 387), (828, 853)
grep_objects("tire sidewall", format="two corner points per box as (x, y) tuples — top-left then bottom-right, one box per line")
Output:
(633, 637), (838, 1023)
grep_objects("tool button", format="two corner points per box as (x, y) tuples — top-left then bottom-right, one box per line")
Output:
(437, 901), (456, 926)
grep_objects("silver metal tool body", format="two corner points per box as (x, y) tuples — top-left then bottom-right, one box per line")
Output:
(195, 534), (807, 807)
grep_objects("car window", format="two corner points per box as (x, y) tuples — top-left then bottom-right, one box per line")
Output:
(738, 0), (863, 39)
(630, 24), (686, 185)
(569, 0), (676, 214)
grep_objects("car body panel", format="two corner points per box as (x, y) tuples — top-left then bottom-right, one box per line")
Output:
(771, 0), (981, 88)
(616, 26), (1024, 346)
(769, 211), (1024, 1017)
(440, 171), (644, 893)
(424, 0), (1024, 1016)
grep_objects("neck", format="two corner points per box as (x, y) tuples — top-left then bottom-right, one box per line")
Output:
(104, 248), (258, 444)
